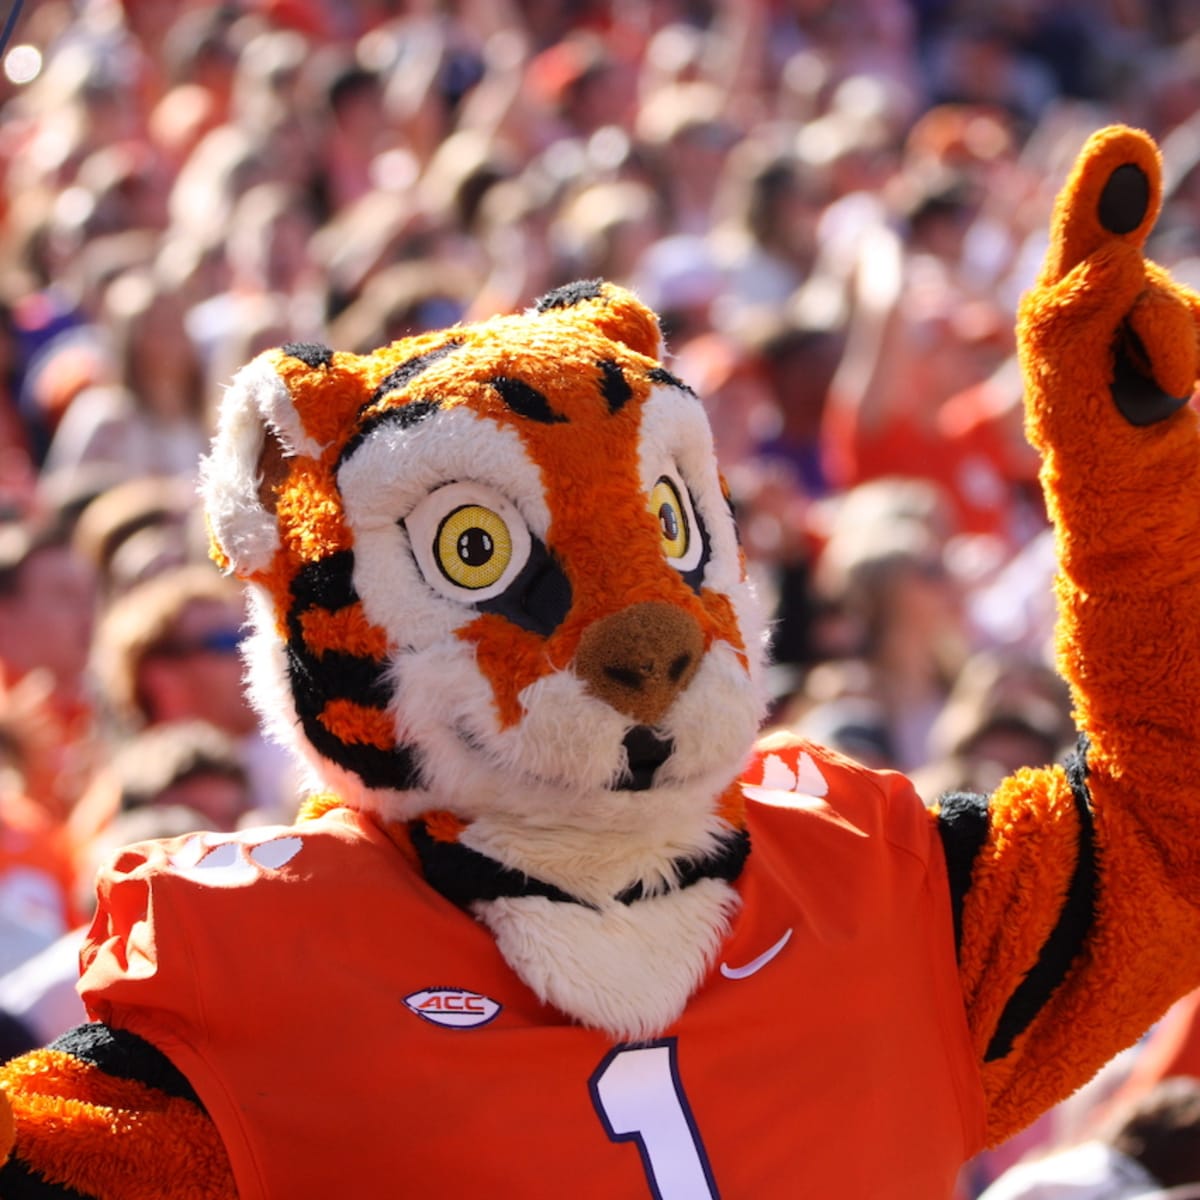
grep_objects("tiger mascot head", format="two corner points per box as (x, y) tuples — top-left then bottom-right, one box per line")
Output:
(202, 279), (769, 1036)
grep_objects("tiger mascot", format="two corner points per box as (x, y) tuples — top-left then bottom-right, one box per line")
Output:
(2, 125), (1200, 1199)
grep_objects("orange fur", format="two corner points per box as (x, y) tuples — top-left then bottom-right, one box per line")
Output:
(0, 1051), (235, 1199)
(296, 792), (344, 821)
(300, 603), (391, 659)
(318, 698), (397, 749)
(423, 810), (469, 842)
(970, 124), (1200, 1142)
(950, 767), (1080, 1061)
(456, 615), (557, 729)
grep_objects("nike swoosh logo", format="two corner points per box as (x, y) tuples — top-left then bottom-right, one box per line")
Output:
(720, 928), (793, 980)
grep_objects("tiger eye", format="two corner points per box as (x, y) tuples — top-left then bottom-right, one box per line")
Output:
(436, 505), (512, 589)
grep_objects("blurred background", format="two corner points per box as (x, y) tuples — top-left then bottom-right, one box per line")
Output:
(1, 1), (1200, 1194)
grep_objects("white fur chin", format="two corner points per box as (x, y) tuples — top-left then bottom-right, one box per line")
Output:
(474, 879), (739, 1041)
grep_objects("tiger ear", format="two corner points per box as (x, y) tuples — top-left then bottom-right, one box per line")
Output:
(532, 279), (663, 361)
(201, 349), (328, 579)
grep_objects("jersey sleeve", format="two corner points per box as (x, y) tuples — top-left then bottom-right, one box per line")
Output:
(933, 126), (1200, 1145)
(0, 835), (237, 1198)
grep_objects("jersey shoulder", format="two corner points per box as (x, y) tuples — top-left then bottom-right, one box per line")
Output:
(740, 730), (937, 866)
(79, 809), (403, 1028)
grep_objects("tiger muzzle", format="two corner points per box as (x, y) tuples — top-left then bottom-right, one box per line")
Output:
(573, 601), (705, 726)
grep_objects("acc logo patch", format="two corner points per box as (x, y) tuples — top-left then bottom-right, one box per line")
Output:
(404, 987), (502, 1029)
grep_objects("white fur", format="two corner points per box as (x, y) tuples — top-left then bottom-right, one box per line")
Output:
(459, 809), (738, 908)
(201, 356), (326, 576)
(638, 383), (772, 698)
(337, 407), (553, 650)
(383, 631), (760, 833)
(474, 879), (739, 1041)
(638, 383), (742, 594)
(336, 406), (552, 544)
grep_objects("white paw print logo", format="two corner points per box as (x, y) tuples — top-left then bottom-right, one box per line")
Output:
(742, 750), (829, 809)
(168, 830), (304, 887)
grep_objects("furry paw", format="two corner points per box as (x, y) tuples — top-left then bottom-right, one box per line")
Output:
(1019, 126), (1200, 447)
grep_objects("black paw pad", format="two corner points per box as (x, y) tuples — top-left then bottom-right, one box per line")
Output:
(1111, 326), (1191, 426)
(1098, 163), (1150, 235)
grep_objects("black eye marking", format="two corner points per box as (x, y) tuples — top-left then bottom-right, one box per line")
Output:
(725, 489), (742, 546)
(680, 490), (711, 595)
(598, 359), (632, 414)
(476, 535), (573, 637)
(283, 342), (334, 369)
(535, 279), (604, 312)
(491, 376), (569, 425)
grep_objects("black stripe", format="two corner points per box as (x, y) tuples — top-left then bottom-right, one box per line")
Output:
(287, 643), (395, 709)
(535, 279), (604, 312)
(49, 1024), (202, 1105)
(411, 821), (751, 910)
(615, 830), (750, 903)
(338, 397), (445, 468)
(491, 376), (568, 425)
(333, 341), (464, 468)
(936, 791), (991, 958)
(1111, 327), (1191, 427)
(370, 341), (465, 405)
(290, 551), (359, 613)
(0, 1159), (94, 1199)
(985, 737), (1098, 1061)
(284, 641), (423, 791)
(598, 359), (632, 414)
(0, 1028), (207, 1195)
(647, 366), (696, 396)
(285, 559), (425, 792)
(410, 821), (584, 909)
(301, 717), (423, 791)
(282, 341), (333, 369)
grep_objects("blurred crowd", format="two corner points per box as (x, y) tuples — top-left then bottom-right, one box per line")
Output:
(1, 0), (1200, 1194)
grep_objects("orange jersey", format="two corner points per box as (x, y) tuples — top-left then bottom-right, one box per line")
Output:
(79, 742), (984, 1199)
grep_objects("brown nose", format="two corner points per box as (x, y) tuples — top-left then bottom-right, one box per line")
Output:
(573, 601), (705, 725)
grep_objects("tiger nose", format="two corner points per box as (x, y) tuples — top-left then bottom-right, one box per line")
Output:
(573, 601), (705, 725)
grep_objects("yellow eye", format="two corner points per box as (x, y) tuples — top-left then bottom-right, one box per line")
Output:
(435, 505), (513, 590)
(651, 477), (690, 560)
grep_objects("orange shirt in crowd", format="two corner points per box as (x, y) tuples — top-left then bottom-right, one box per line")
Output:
(0, 789), (82, 967)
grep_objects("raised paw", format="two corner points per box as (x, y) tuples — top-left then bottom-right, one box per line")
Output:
(1019, 125), (1200, 442)
(1042, 126), (1161, 284)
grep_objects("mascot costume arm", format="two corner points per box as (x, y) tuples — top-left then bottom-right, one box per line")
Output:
(0, 125), (1197, 1194)
(939, 124), (1200, 1144)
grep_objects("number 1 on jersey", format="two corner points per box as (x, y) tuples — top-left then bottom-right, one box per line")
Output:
(590, 1039), (719, 1200)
